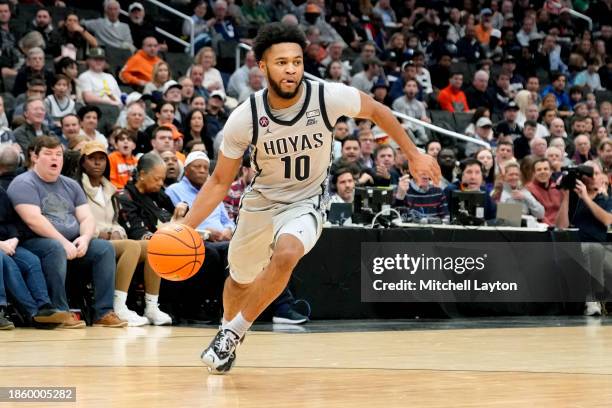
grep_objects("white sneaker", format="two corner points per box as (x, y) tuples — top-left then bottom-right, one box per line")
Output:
(584, 301), (602, 316)
(115, 308), (149, 327)
(144, 305), (172, 326)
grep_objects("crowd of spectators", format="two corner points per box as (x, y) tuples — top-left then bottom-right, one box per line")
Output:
(0, 0), (612, 328)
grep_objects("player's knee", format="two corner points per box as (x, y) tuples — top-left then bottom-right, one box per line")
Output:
(271, 245), (302, 273)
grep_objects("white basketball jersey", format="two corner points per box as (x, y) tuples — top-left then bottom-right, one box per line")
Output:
(247, 80), (334, 204)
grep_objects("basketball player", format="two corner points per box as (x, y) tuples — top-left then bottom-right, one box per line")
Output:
(183, 23), (440, 374)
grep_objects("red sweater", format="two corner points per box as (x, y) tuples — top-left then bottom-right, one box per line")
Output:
(437, 85), (469, 112)
(526, 180), (562, 226)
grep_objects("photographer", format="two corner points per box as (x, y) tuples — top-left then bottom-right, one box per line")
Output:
(556, 161), (612, 316)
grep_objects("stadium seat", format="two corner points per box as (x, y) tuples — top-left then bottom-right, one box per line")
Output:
(105, 46), (134, 79)
(165, 52), (193, 78)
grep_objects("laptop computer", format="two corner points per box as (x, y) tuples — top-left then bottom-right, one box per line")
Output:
(328, 203), (353, 225)
(495, 202), (524, 227)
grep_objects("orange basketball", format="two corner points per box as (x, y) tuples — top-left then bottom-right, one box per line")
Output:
(147, 224), (205, 281)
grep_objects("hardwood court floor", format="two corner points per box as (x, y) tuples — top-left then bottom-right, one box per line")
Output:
(1, 319), (612, 407)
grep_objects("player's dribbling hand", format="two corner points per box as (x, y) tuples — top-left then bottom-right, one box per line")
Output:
(408, 152), (441, 186)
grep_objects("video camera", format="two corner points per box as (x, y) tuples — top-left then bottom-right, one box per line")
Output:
(556, 165), (594, 190)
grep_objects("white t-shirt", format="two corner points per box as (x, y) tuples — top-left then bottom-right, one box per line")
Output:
(77, 70), (122, 105)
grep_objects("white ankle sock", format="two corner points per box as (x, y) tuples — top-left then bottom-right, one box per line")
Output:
(114, 290), (128, 310)
(221, 317), (229, 329)
(145, 293), (159, 309)
(226, 312), (252, 338)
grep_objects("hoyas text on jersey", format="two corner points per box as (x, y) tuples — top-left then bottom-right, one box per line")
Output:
(262, 133), (324, 157)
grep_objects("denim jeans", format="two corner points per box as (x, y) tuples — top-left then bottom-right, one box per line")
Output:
(0, 254), (6, 306)
(21, 238), (116, 320)
(2, 247), (51, 317)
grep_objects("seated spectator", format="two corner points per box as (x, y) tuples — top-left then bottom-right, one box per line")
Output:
(7, 136), (126, 328)
(426, 140), (442, 159)
(475, 148), (496, 192)
(0, 253), (13, 329)
(328, 166), (356, 207)
(177, 77), (195, 118)
(572, 134), (595, 165)
(0, 0), (21, 79)
(574, 58), (604, 92)
(556, 161), (612, 316)
(438, 148), (458, 189)
(127, 2), (166, 54)
(351, 58), (383, 94)
(195, 47), (225, 93)
(227, 50), (259, 98)
(59, 113), (81, 148)
(456, 25), (484, 63)
(160, 150), (180, 187)
(161, 80), (185, 123)
(108, 128), (138, 190)
(44, 75), (76, 127)
(77, 106), (107, 148)
(0, 144), (20, 189)
(205, 90), (229, 138)
(119, 36), (163, 89)
(372, 144), (399, 186)
(391, 79), (429, 146)
(183, 109), (214, 159)
(465, 70), (495, 110)
(48, 12), (98, 61)
(528, 137), (548, 160)
(12, 47), (54, 96)
(357, 128), (375, 169)
(13, 78), (49, 120)
(514, 120), (538, 161)
(116, 92), (155, 133)
(548, 139), (573, 168)
(494, 161), (545, 219)
(77, 141), (170, 326)
(0, 185), (71, 328)
(597, 140), (612, 184)
(465, 117), (494, 157)
(14, 99), (52, 154)
(78, 48), (122, 107)
(188, 64), (208, 98)
(55, 57), (79, 97)
(223, 156), (255, 221)
(526, 158), (562, 226)
(495, 102), (523, 140)
(115, 153), (223, 321)
(238, 67), (265, 104)
(122, 102), (149, 152)
(541, 72), (571, 111)
(145, 103), (182, 143)
(183, 0), (213, 51)
(394, 172), (448, 219)
(83, 0), (135, 51)
(438, 72), (469, 113)
(523, 106), (549, 140)
(444, 159), (497, 220)
(143, 61), (172, 96)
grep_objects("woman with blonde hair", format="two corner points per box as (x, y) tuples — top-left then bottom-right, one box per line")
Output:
(143, 61), (172, 95)
(514, 89), (532, 127)
(194, 46), (224, 93)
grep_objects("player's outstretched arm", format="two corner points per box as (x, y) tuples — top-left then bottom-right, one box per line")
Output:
(183, 152), (242, 229)
(355, 91), (441, 185)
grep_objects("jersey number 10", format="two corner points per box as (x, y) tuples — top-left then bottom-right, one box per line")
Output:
(280, 155), (311, 181)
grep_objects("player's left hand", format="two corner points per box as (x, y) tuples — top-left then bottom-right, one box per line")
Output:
(408, 152), (441, 186)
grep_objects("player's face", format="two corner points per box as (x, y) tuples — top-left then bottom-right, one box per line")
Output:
(260, 43), (304, 100)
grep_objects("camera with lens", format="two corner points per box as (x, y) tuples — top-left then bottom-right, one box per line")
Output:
(556, 165), (594, 190)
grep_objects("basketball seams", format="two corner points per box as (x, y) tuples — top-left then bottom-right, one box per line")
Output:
(146, 224), (206, 281)
(155, 230), (200, 249)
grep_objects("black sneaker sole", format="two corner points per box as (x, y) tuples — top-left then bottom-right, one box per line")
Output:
(0, 323), (15, 330)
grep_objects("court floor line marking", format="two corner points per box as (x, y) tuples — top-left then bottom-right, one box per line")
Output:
(1, 365), (612, 377)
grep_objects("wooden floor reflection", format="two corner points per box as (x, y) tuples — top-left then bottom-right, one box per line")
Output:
(1, 321), (612, 407)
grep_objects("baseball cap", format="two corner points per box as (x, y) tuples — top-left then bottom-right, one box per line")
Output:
(305, 4), (321, 14)
(125, 91), (144, 106)
(210, 89), (226, 101)
(490, 29), (501, 39)
(480, 8), (493, 16)
(162, 80), (182, 94)
(87, 47), (106, 59)
(128, 2), (144, 12)
(184, 151), (210, 167)
(401, 60), (416, 71)
(503, 54), (516, 63)
(80, 140), (107, 157)
(505, 101), (519, 111)
(476, 117), (493, 128)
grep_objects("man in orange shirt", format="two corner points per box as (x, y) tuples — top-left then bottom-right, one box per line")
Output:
(119, 36), (162, 88)
(474, 9), (493, 46)
(437, 71), (470, 113)
(108, 128), (138, 190)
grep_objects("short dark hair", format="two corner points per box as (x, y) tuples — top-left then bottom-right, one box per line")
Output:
(252, 22), (307, 62)
(550, 71), (565, 83)
(524, 120), (537, 128)
(60, 113), (79, 126)
(27, 77), (46, 89)
(152, 125), (173, 140)
(341, 136), (360, 147)
(460, 158), (484, 174)
(111, 127), (137, 144)
(33, 135), (62, 154)
(51, 74), (70, 88)
(532, 157), (550, 171)
(497, 140), (514, 148)
(331, 166), (356, 187)
(374, 143), (395, 158)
